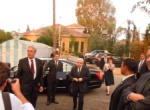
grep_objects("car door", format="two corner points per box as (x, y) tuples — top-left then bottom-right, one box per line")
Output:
(57, 60), (74, 88)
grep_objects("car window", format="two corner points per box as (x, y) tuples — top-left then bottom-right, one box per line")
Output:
(95, 54), (99, 57)
(91, 51), (96, 54)
(62, 62), (73, 72)
(99, 54), (103, 58)
(108, 54), (121, 61)
(113, 56), (121, 61)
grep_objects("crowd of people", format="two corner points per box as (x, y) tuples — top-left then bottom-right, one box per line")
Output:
(1, 45), (150, 110)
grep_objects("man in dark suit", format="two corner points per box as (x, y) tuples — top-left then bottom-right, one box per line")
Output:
(99, 53), (108, 83)
(44, 53), (63, 105)
(122, 46), (150, 110)
(109, 58), (137, 110)
(50, 48), (56, 58)
(99, 53), (108, 70)
(69, 58), (91, 110)
(79, 50), (87, 66)
(136, 53), (148, 79)
(17, 46), (43, 108)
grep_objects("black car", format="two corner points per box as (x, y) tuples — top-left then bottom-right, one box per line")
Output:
(85, 50), (108, 64)
(11, 58), (102, 95)
(93, 53), (122, 68)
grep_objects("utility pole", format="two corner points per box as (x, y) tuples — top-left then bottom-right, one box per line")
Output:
(53, 0), (56, 49)
(58, 25), (61, 53)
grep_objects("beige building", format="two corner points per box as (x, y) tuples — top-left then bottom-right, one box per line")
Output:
(21, 24), (89, 54)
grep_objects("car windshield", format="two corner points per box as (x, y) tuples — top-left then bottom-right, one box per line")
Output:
(62, 62), (73, 72)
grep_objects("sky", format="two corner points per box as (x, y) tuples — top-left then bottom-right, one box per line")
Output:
(0, 0), (149, 33)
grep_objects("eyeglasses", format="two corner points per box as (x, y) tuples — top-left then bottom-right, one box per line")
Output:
(27, 50), (35, 52)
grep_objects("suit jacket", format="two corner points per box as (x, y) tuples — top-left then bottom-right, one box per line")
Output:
(79, 55), (86, 66)
(136, 60), (148, 77)
(69, 66), (91, 93)
(99, 57), (108, 70)
(44, 59), (63, 81)
(17, 57), (43, 93)
(122, 72), (150, 110)
(109, 75), (136, 110)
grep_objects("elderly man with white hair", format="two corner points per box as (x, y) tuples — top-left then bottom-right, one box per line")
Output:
(69, 58), (91, 110)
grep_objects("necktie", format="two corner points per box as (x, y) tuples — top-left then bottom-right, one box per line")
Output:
(55, 60), (58, 66)
(138, 60), (143, 72)
(31, 60), (34, 74)
(104, 58), (107, 64)
(78, 68), (81, 76)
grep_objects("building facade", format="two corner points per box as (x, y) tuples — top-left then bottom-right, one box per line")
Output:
(21, 24), (89, 54)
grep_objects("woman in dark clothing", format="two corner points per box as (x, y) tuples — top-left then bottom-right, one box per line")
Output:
(103, 57), (115, 95)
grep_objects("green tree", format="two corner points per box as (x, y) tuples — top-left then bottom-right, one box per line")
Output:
(88, 31), (116, 52)
(0, 29), (13, 43)
(129, 40), (144, 59)
(131, 0), (150, 15)
(125, 20), (131, 57)
(19, 37), (30, 41)
(143, 23), (150, 54)
(88, 32), (104, 51)
(106, 36), (116, 53)
(69, 34), (75, 53)
(36, 27), (53, 46)
(76, 0), (116, 34)
(113, 42), (125, 57)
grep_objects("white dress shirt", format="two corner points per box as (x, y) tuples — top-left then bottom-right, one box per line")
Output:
(28, 58), (37, 79)
(122, 74), (135, 82)
(0, 91), (34, 110)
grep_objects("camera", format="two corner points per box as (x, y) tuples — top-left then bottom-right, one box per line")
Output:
(8, 70), (16, 84)
(7, 78), (16, 84)
(3, 70), (16, 92)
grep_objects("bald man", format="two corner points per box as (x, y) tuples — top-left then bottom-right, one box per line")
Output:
(69, 58), (91, 110)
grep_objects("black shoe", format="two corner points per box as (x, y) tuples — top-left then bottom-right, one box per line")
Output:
(46, 101), (51, 105)
(52, 100), (59, 104)
(72, 108), (77, 110)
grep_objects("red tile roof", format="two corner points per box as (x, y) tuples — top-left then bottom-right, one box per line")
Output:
(67, 23), (85, 29)
(22, 29), (43, 36)
(22, 24), (89, 38)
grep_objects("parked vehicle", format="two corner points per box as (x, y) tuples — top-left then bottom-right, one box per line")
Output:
(11, 58), (102, 95)
(94, 53), (123, 68)
(85, 50), (108, 64)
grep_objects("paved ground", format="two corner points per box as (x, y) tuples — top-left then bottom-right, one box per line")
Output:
(36, 75), (123, 110)
(35, 55), (123, 110)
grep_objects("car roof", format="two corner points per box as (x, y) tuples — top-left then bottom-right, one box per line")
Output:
(39, 57), (76, 64)
(39, 57), (98, 71)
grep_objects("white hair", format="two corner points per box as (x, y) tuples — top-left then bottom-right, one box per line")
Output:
(77, 58), (84, 63)
(27, 45), (37, 52)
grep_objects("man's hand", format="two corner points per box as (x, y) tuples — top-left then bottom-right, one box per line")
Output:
(39, 86), (43, 92)
(59, 78), (63, 80)
(10, 78), (21, 94)
(73, 78), (78, 82)
(129, 93), (145, 102)
(78, 78), (83, 82)
(10, 78), (31, 104)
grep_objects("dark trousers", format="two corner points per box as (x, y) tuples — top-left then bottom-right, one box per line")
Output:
(22, 86), (38, 108)
(73, 90), (84, 110)
(47, 80), (58, 102)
